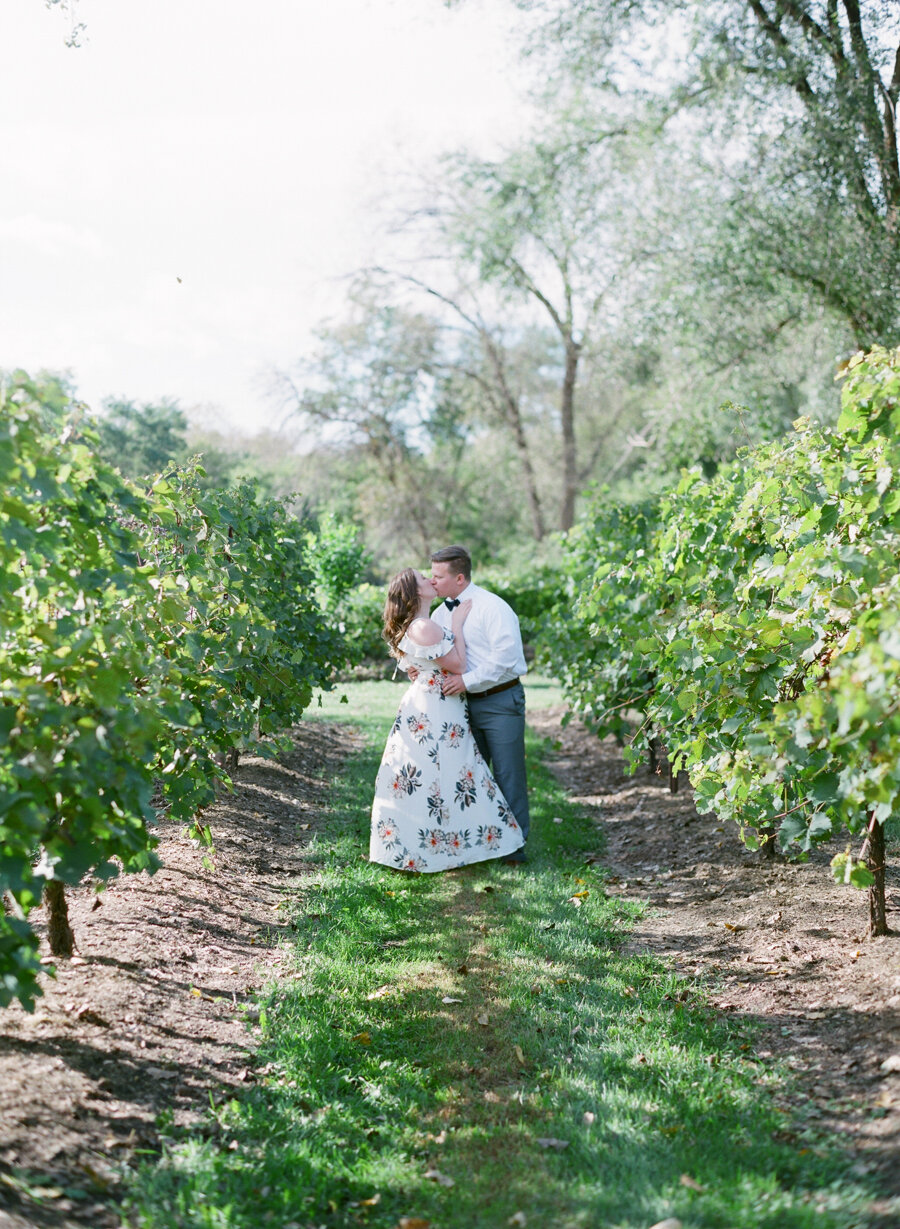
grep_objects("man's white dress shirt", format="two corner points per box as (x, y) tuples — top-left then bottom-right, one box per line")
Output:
(433, 582), (527, 694)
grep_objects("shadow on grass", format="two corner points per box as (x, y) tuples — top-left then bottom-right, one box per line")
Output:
(125, 720), (887, 1229)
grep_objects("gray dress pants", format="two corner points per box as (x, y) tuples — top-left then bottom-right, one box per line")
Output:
(466, 682), (530, 859)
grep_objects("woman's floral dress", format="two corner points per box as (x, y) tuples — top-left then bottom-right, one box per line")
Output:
(370, 629), (524, 872)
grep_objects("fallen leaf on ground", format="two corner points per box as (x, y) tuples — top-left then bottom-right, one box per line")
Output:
(350, 1194), (381, 1208)
(366, 985), (392, 1000)
(442, 996), (464, 1004)
(75, 1006), (109, 1026)
(424, 1168), (455, 1187)
(553, 816), (564, 824)
(880, 1055), (900, 1074)
(508, 1214), (527, 1227)
(397, 1219), (431, 1229)
(723, 922), (745, 932)
(536, 1137), (569, 1150)
(514, 1044), (526, 1064)
(103, 1132), (136, 1150)
(568, 896), (584, 907)
(352, 1031), (372, 1045)
(476, 1012), (489, 1026)
(680, 1174), (706, 1192)
(457, 963), (469, 974)
(583, 1111), (595, 1125)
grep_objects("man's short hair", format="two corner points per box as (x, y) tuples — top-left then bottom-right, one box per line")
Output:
(431, 545), (472, 581)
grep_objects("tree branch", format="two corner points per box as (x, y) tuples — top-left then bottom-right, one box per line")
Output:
(747, 0), (816, 99)
(890, 39), (900, 105)
(505, 254), (569, 337)
(775, 0), (845, 66)
(841, 0), (899, 215)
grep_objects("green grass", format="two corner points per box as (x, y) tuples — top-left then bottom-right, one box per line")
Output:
(125, 679), (885, 1229)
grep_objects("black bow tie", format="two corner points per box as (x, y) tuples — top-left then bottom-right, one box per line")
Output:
(444, 598), (461, 611)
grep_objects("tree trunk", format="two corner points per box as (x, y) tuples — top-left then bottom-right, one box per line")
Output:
(44, 880), (75, 957)
(509, 409), (546, 541)
(560, 338), (580, 531)
(483, 336), (546, 541)
(758, 792), (782, 859)
(867, 815), (888, 937)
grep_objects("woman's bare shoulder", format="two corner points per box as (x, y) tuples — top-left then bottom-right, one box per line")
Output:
(405, 616), (445, 646)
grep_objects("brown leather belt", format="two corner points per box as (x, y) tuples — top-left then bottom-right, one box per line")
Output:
(469, 678), (521, 699)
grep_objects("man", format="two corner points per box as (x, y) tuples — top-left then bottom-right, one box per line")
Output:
(430, 545), (530, 864)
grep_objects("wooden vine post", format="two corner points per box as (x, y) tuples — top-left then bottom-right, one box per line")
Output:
(866, 814), (888, 938)
(44, 880), (75, 957)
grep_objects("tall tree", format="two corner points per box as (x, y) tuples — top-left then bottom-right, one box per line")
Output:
(274, 301), (462, 560)
(412, 130), (653, 530)
(95, 398), (189, 481)
(495, 0), (900, 347)
(369, 269), (551, 540)
(274, 295), (559, 563)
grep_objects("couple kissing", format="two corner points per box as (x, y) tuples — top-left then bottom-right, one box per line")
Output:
(369, 545), (530, 873)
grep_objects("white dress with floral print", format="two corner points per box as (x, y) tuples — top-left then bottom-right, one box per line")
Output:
(370, 629), (525, 872)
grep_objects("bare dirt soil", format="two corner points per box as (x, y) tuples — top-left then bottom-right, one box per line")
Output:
(2, 710), (899, 1228)
(530, 706), (900, 1213)
(0, 722), (358, 1229)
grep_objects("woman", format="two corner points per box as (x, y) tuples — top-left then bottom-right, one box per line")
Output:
(370, 568), (524, 872)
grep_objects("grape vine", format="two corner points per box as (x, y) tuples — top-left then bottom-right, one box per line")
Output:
(548, 346), (900, 934)
(0, 376), (347, 1009)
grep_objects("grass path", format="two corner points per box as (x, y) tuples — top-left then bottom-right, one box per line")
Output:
(126, 679), (880, 1229)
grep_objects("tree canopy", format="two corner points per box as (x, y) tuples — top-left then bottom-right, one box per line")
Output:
(509, 0), (900, 346)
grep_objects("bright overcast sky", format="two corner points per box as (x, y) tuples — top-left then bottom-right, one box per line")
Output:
(0, 0), (533, 435)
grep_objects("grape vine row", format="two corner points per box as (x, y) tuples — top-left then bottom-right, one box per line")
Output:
(0, 376), (347, 1009)
(547, 346), (900, 933)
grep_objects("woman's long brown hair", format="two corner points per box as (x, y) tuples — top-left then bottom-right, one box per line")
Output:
(382, 568), (421, 658)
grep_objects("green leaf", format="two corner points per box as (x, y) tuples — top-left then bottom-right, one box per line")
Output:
(848, 865), (875, 889)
